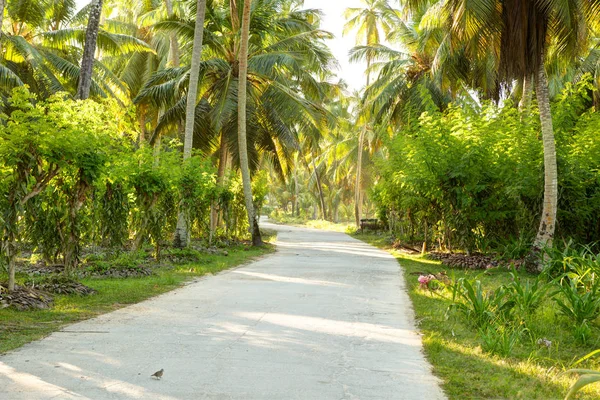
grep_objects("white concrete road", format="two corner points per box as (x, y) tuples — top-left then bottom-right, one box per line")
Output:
(0, 221), (446, 400)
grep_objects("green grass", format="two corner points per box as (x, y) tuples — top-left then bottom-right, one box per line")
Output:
(268, 214), (352, 233)
(0, 243), (274, 354)
(356, 233), (600, 400)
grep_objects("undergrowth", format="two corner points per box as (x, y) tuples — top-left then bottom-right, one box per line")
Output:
(357, 233), (600, 400)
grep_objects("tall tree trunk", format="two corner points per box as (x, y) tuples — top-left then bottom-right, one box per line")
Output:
(138, 104), (146, 144)
(174, 0), (207, 248)
(76, 0), (103, 100)
(165, 0), (180, 67)
(230, 0), (240, 32)
(0, 0), (5, 37)
(311, 156), (326, 220)
(354, 128), (365, 227)
(355, 61), (371, 228)
(237, 0), (262, 246)
(210, 133), (228, 235)
(230, 0), (240, 56)
(0, 0), (4, 67)
(300, 154), (325, 220)
(534, 59), (558, 255)
(519, 74), (534, 114)
(293, 157), (299, 217)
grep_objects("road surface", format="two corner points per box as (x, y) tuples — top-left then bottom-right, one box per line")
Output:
(0, 221), (445, 399)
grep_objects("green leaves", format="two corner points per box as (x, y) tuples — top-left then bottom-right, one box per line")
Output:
(564, 350), (600, 399)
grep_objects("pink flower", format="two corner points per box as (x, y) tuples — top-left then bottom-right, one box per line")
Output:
(418, 274), (437, 289)
(418, 275), (431, 288)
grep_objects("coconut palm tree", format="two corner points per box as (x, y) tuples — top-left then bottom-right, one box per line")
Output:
(174, 0), (207, 247)
(344, 0), (398, 228)
(77, 0), (104, 99)
(0, 0), (152, 101)
(401, 0), (600, 255)
(135, 0), (334, 175)
(134, 0), (334, 242)
(236, 0), (262, 245)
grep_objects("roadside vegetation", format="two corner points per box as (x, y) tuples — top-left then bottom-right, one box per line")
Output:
(1, 0), (600, 398)
(267, 213), (352, 233)
(1, 235), (274, 354)
(358, 233), (600, 400)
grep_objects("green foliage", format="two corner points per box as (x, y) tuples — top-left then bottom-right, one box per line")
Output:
(97, 181), (130, 248)
(448, 278), (515, 328)
(479, 324), (523, 357)
(507, 271), (548, 320)
(0, 87), (127, 273)
(179, 156), (217, 237)
(252, 170), (269, 216)
(552, 278), (600, 328)
(374, 77), (600, 252)
(565, 350), (600, 399)
(129, 147), (178, 257)
(543, 241), (600, 279)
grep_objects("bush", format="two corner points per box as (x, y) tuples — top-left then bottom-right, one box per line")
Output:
(373, 77), (600, 253)
(448, 278), (515, 327)
(507, 270), (548, 320)
(552, 278), (600, 327)
(479, 324), (523, 357)
(542, 241), (600, 279)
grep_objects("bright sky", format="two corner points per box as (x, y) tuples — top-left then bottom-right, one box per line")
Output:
(75, 0), (367, 91)
(303, 0), (367, 92)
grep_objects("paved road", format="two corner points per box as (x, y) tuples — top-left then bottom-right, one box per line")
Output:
(0, 222), (445, 399)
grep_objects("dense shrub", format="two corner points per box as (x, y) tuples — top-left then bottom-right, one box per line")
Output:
(0, 87), (256, 282)
(374, 79), (600, 252)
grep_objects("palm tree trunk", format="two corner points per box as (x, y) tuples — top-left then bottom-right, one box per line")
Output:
(210, 133), (228, 237)
(534, 59), (558, 254)
(311, 156), (326, 220)
(165, 0), (180, 67)
(237, 0), (262, 246)
(354, 128), (365, 227)
(519, 74), (534, 114)
(138, 104), (146, 144)
(174, 0), (207, 247)
(76, 0), (103, 100)
(293, 157), (299, 217)
(354, 59), (371, 228)
(0, 0), (5, 37)
(230, 0), (240, 55)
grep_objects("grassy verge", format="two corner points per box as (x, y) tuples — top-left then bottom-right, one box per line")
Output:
(356, 233), (600, 400)
(0, 242), (274, 354)
(267, 214), (352, 233)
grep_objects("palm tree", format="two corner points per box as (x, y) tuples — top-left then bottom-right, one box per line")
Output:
(344, 0), (397, 227)
(174, 0), (207, 248)
(135, 0), (334, 182)
(354, 7), (454, 126)
(237, 0), (262, 246)
(77, 0), (104, 99)
(0, 0), (152, 101)
(165, 0), (180, 68)
(402, 0), (600, 255)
